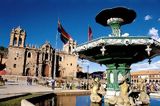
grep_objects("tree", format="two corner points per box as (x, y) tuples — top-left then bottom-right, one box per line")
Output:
(0, 46), (8, 69)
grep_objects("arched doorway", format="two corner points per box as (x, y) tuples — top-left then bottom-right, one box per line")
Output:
(26, 68), (30, 76)
(42, 64), (49, 77)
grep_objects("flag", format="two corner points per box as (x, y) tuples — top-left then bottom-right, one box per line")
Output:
(88, 26), (92, 41)
(58, 20), (72, 44)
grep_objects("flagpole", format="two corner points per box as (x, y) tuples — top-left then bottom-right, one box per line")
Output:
(53, 31), (58, 79)
(88, 25), (89, 42)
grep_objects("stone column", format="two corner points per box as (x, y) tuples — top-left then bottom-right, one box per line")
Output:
(20, 37), (25, 47)
(9, 33), (14, 46)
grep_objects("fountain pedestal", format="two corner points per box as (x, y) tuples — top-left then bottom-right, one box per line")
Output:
(104, 64), (131, 101)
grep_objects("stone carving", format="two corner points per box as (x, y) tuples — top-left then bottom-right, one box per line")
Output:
(90, 78), (102, 103)
(137, 78), (150, 105)
(106, 75), (135, 106)
(106, 77), (150, 106)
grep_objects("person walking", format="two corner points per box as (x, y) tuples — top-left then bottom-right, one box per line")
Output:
(51, 79), (55, 90)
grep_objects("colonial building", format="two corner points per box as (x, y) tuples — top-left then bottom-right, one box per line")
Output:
(56, 39), (78, 78)
(6, 26), (79, 78)
(131, 70), (160, 83)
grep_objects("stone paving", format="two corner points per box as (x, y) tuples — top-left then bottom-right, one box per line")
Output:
(0, 81), (90, 99)
(0, 82), (51, 99)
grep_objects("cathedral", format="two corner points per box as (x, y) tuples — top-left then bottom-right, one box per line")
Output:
(6, 26), (79, 78)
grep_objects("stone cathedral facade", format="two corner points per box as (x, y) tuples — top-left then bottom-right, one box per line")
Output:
(6, 26), (78, 78)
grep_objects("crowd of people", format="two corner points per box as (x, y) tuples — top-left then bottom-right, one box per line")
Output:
(61, 81), (90, 90)
(146, 82), (160, 92)
(131, 79), (160, 93)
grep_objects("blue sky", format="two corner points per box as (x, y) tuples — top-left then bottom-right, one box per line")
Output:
(0, 0), (160, 72)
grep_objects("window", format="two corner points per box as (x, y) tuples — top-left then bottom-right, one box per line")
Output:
(59, 56), (62, 61)
(70, 63), (72, 66)
(46, 45), (49, 51)
(28, 52), (31, 58)
(69, 46), (71, 54)
(45, 53), (48, 60)
(18, 37), (22, 46)
(13, 64), (16, 68)
(13, 37), (17, 46)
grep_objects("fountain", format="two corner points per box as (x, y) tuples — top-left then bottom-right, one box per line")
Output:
(74, 7), (160, 105)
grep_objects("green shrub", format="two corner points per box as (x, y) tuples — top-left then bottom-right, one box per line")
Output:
(0, 93), (41, 106)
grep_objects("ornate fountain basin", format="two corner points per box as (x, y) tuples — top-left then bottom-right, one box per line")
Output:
(75, 36), (160, 65)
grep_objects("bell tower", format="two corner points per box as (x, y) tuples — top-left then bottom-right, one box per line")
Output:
(63, 39), (77, 54)
(9, 26), (26, 47)
(7, 26), (27, 75)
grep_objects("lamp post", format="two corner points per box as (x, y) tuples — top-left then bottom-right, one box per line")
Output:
(53, 31), (58, 79)
(87, 65), (89, 90)
(53, 49), (57, 79)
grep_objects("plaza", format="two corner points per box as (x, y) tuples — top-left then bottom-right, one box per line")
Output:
(0, 1), (160, 106)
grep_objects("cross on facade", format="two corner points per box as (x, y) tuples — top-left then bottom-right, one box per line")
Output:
(145, 45), (152, 56)
(100, 46), (106, 56)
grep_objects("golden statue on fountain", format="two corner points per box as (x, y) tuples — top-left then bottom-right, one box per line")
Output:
(90, 77), (102, 103)
(106, 76), (150, 106)
(106, 75), (135, 106)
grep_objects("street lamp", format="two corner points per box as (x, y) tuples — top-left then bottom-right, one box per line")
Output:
(87, 65), (89, 90)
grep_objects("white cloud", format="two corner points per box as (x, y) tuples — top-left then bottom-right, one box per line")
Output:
(144, 15), (152, 21)
(131, 60), (160, 72)
(148, 27), (159, 40)
(78, 59), (106, 73)
(108, 33), (130, 37)
(122, 33), (129, 37)
(158, 18), (160, 22)
(108, 34), (112, 37)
